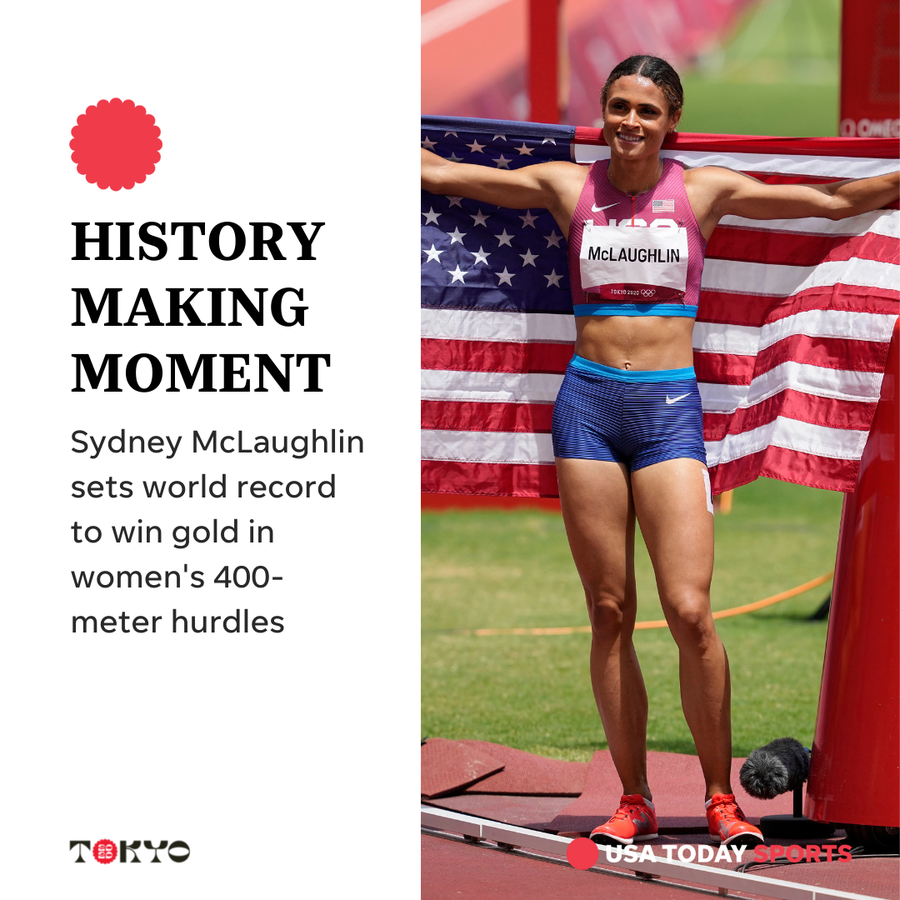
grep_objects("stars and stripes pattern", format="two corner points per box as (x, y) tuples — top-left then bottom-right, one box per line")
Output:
(421, 115), (899, 497)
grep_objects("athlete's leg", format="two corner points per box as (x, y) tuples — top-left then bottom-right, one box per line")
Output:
(556, 457), (651, 800)
(630, 458), (733, 800)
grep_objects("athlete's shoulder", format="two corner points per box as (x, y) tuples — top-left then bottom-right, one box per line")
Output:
(683, 165), (756, 206)
(531, 160), (590, 213)
(682, 164), (741, 185)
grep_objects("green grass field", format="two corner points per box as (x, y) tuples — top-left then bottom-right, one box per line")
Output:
(679, 0), (841, 136)
(422, 478), (843, 761)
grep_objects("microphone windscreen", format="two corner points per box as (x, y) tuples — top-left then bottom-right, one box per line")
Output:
(739, 738), (809, 799)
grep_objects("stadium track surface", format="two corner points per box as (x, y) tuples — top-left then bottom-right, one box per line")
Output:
(422, 741), (899, 899)
(422, 831), (900, 900)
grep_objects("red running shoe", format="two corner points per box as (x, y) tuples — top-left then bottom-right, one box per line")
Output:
(706, 793), (764, 847)
(590, 794), (658, 845)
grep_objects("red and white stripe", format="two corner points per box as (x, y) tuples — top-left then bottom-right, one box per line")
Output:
(422, 132), (899, 496)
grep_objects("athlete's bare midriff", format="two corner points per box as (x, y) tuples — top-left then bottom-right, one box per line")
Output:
(573, 314), (695, 371)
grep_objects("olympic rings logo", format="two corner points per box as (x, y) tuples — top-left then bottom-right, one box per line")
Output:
(640, 289), (655, 298)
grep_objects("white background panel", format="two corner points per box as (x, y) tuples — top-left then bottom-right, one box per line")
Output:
(1, 3), (419, 897)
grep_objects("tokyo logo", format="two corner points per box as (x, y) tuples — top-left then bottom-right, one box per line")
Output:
(70, 839), (190, 864)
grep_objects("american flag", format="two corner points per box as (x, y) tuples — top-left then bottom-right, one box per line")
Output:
(421, 116), (899, 497)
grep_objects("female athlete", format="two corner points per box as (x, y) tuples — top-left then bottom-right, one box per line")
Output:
(421, 55), (899, 848)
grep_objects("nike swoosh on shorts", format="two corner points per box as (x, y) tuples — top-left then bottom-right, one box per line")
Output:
(666, 393), (691, 404)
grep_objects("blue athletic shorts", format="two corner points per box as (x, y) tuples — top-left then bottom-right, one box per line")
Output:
(552, 355), (708, 471)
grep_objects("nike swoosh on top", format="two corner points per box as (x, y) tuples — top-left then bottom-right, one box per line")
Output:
(591, 202), (619, 212)
(666, 393), (691, 404)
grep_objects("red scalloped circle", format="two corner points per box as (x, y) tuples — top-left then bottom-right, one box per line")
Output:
(92, 838), (118, 864)
(70, 99), (162, 191)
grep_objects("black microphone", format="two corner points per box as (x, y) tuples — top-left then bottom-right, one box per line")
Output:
(739, 737), (810, 800)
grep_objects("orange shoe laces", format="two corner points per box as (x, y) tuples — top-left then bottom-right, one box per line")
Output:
(612, 800), (649, 822)
(711, 797), (746, 824)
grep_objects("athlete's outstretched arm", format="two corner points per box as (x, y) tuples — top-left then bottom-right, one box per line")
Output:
(421, 148), (586, 234)
(687, 166), (899, 235)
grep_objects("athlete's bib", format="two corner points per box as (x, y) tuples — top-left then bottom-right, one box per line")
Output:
(579, 222), (689, 303)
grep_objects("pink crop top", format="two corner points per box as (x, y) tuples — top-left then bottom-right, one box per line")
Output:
(567, 158), (706, 317)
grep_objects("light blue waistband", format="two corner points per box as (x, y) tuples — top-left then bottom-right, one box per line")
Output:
(569, 354), (696, 382)
(573, 302), (698, 318)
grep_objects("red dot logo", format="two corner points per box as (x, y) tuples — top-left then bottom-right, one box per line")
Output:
(92, 839), (118, 864)
(566, 836), (599, 870)
(70, 99), (162, 191)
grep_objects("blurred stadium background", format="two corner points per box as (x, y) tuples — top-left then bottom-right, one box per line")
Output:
(422, 0), (842, 134)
